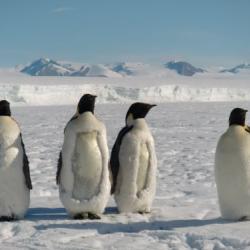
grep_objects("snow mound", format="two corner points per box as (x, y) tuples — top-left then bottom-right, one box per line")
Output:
(1, 83), (250, 106)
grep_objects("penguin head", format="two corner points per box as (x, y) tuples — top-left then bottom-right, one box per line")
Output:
(229, 108), (248, 126)
(77, 94), (97, 114)
(0, 100), (11, 116)
(125, 102), (156, 126)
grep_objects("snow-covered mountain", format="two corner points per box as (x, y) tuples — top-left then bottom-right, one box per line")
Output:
(21, 59), (163, 78)
(21, 58), (122, 78)
(110, 62), (181, 77)
(111, 62), (138, 76)
(14, 58), (250, 78)
(165, 61), (205, 76)
(220, 63), (250, 74)
(71, 64), (122, 77)
(21, 58), (72, 76)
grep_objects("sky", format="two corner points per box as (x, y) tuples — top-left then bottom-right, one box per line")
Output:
(0, 0), (250, 67)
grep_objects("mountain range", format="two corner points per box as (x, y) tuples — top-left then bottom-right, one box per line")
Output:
(21, 58), (122, 78)
(220, 63), (250, 74)
(19, 58), (250, 77)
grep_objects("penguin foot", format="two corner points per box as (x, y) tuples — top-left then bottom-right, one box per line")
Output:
(88, 212), (101, 220)
(238, 216), (249, 221)
(0, 216), (15, 222)
(73, 213), (89, 220)
(138, 211), (150, 215)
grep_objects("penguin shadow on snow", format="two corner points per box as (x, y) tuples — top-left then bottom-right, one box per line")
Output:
(35, 213), (229, 234)
(26, 207), (68, 221)
(26, 206), (118, 221)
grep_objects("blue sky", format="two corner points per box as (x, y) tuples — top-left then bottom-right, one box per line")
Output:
(0, 0), (249, 67)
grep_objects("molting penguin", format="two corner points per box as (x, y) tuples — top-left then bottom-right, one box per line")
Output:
(57, 94), (110, 219)
(0, 100), (32, 221)
(110, 102), (157, 213)
(215, 108), (250, 220)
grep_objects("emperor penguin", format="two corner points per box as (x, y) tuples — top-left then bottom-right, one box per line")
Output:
(0, 100), (32, 221)
(57, 94), (110, 219)
(110, 102), (157, 213)
(215, 108), (250, 220)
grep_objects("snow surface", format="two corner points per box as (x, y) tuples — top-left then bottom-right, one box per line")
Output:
(1, 103), (250, 249)
(0, 71), (250, 249)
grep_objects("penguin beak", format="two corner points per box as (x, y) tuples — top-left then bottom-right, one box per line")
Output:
(150, 104), (157, 108)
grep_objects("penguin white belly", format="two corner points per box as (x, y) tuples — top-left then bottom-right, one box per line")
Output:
(136, 143), (149, 192)
(72, 131), (102, 200)
(215, 140), (250, 220)
(0, 147), (30, 218)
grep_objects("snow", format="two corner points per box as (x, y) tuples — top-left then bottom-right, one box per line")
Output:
(110, 62), (166, 76)
(164, 61), (205, 76)
(1, 102), (250, 249)
(0, 71), (250, 249)
(221, 63), (250, 74)
(21, 58), (124, 77)
(0, 71), (250, 105)
(18, 58), (250, 78)
(73, 64), (122, 78)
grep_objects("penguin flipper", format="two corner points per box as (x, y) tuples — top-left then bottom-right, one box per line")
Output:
(56, 151), (62, 185)
(144, 140), (157, 190)
(20, 134), (32, 190)
(58, 125), (77, 192)
(110, 125), (133, 194)
(59, 115), (78, 184)
(64, 115), (78, 133)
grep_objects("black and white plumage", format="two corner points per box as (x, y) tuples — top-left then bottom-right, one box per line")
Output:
(0, 100), (32, 220)
(110, 102), (157, 213)
(57, 94), (110, 219)
(215, 108), (250, 220)
(110, 125), (133, 194)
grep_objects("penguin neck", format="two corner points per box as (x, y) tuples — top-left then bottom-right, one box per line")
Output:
(78, 111), (95, 119)
(132, 118), (148, 129)
(228, 124), (246, 134)
(79, 111), (94, 115)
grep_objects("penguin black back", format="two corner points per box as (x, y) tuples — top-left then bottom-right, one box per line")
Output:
(0, 100), (11, 116)
(20, 133), (32, 190)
